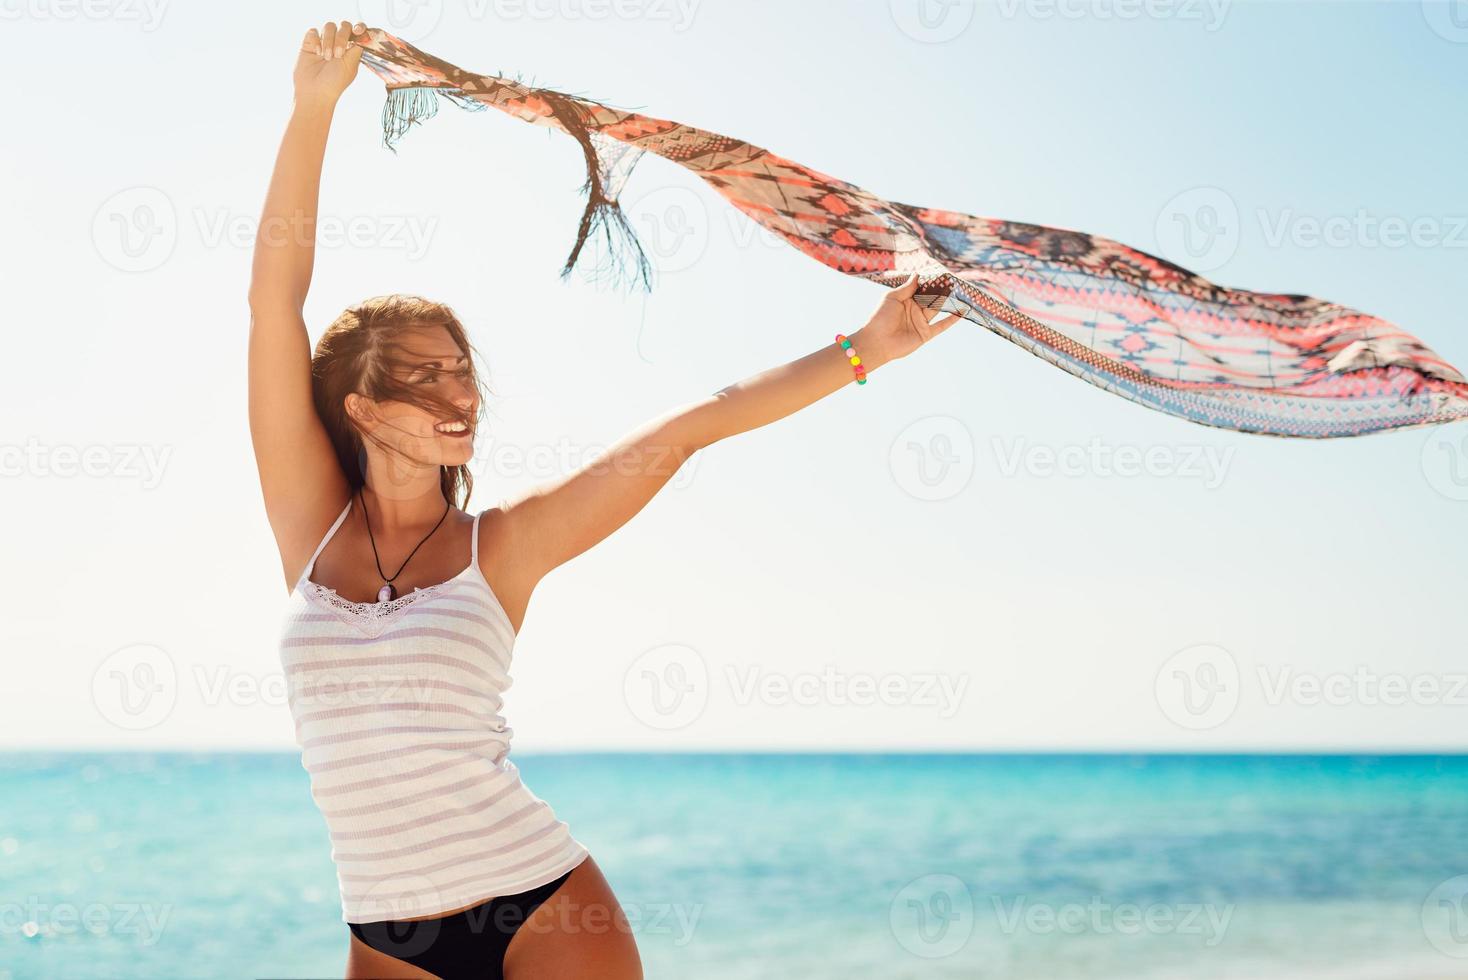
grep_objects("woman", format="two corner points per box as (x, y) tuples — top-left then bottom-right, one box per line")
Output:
(250, 20), (960, 980)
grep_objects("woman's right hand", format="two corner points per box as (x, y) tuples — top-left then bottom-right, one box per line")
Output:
(293, 20), (365, 108)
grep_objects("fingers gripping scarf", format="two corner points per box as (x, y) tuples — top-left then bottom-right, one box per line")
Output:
(356, 29), (1468, 439)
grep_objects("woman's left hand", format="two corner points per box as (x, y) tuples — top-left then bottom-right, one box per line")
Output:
(853, 273), (962, 368)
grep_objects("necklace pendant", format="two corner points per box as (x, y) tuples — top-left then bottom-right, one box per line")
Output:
(378, 584), (396, 603)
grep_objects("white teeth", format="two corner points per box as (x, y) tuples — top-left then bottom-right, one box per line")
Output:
(436, 421), (468, 433)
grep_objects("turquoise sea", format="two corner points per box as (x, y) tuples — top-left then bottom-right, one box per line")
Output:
(4, 753), (1468, 979)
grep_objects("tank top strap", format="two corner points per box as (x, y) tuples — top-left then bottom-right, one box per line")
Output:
(470, 508), (483, 569)
(301, 498), (353, 585)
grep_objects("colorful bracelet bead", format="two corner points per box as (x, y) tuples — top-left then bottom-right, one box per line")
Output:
(835, 333), (868, 385)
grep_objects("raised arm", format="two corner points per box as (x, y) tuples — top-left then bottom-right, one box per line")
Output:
(248, 21), (364, 590)
(503, 275), (960, 582)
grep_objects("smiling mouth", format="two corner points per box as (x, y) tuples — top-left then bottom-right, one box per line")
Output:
(434, 420), (472, 437)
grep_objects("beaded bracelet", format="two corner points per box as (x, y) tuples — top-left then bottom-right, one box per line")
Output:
(835, 333), (867, 385)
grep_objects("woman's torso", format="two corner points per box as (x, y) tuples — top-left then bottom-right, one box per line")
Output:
(278, 498), (587, 923)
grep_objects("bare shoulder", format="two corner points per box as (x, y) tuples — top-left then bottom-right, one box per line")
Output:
(474, 498), (538, 635)
(474, 498), (513, 563)
(277, 491), (354, 592)
(475, 489), (548, 567)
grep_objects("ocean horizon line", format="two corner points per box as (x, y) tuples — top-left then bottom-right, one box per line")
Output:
(8, 747), (1468, 758)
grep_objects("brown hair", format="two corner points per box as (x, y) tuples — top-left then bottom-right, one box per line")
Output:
(311, 295), (490, 508)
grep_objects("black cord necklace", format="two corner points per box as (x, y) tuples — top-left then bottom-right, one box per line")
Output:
(358, 487), (452, 603)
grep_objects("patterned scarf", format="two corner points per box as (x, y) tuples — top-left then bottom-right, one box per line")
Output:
(356, 28), (1467, 439)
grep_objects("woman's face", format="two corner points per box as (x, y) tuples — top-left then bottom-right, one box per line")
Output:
(350, 325), (480, 474)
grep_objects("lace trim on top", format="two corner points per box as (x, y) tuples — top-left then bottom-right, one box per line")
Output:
(297, 499), (488, 635)
(304, 579), (449, 619)
(299, 564), (481, 637)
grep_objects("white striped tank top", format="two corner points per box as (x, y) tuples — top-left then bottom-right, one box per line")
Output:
(278, 499), (588, 923)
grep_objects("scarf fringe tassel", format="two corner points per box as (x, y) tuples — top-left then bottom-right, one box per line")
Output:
(382, 85), (652, 291)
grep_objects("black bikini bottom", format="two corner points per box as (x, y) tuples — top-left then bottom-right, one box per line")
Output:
(347, 869), (575, 980)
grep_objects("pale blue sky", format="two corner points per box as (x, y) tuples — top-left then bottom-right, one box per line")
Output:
(4, 1), (1465, 751)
